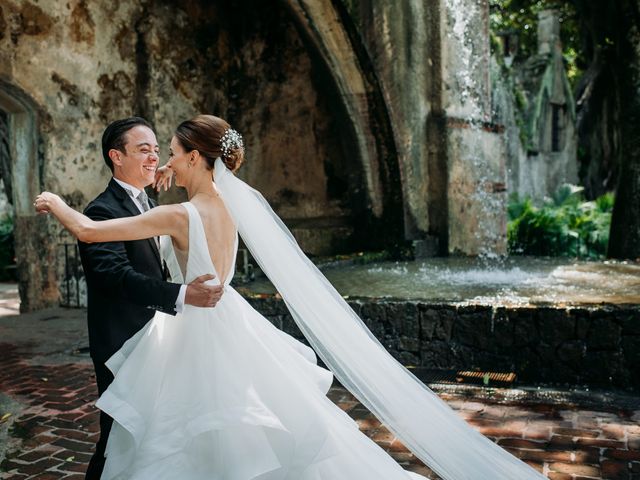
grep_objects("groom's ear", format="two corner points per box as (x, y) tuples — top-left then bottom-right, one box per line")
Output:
(109, 149), (123, 167)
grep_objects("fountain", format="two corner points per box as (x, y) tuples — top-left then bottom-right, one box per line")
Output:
(244, 257), (640, 307)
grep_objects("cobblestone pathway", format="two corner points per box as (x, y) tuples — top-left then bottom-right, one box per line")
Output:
(1, 302), (639, 479)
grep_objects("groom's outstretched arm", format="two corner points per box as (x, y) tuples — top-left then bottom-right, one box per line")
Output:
(78, 202), (181, 315)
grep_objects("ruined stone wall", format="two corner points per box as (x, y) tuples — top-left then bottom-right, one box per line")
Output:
(1, 0), (511, 309)
(343, 0), (507, 255)
(0, 0), (365, 308)
(1, 0), (357, 211)
(0, 1), (133, 205)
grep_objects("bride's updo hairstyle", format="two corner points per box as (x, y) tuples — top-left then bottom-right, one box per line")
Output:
(174, 114), (245, 172)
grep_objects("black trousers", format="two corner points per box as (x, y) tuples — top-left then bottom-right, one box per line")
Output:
(85, 360), (114, 480)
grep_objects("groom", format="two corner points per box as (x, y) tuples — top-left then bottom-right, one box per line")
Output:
(80, 117), (223, 479)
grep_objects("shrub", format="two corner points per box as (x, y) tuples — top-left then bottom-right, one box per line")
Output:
(507, 185), (613, 259)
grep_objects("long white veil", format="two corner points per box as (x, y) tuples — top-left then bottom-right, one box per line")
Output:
(214, 158), (545, 480)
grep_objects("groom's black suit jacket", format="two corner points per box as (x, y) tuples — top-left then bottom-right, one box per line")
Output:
(78, 178), (181, 365)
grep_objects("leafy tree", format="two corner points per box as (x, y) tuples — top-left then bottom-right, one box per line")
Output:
(508, 185), (612, 258)
(492, 0), (640, 259)
(489, 0), (582, 85)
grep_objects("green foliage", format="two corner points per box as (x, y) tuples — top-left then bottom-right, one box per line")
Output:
(489, 0), (582, 87)
(0, 214), (16, 281)
(507, 185), (613, 258)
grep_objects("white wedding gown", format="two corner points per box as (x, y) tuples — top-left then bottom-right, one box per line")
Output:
(97, 201), (426, 480)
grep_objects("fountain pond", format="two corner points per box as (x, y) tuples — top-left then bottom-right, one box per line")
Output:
(243, 257), (640, 306)
(239, 257), (640, 391)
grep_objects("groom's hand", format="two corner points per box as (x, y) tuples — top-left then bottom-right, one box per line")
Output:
(185, 274), (224, 308)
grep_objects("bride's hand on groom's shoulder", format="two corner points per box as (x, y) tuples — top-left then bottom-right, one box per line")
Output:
(153, 165), (173, 192)
(34, 192), (63, 214)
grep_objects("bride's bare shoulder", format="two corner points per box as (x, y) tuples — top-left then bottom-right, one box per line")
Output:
(152, 203), (189, 225)
(154, 203), (188, 213)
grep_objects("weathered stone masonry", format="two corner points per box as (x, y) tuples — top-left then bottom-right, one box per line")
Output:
(1, 0), (516, 309)
(246, 296), (640, 391)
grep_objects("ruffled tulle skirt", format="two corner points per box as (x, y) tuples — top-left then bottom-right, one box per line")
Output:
(97, 287), (426, 480)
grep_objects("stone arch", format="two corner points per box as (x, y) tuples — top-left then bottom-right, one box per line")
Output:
(281, 0), (404, 242)
(0, 80), (57, 312)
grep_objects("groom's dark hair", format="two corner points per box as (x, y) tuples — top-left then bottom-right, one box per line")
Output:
(102, 117), (153, 172)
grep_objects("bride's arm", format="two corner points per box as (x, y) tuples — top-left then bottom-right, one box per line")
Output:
(34, 192), (185, 243)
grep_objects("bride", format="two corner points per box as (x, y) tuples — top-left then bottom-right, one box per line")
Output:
(35, 114), (546, 480)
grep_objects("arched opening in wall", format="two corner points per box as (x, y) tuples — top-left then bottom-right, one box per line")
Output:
(249, 0), (404, 254)
(187, 1), (376, 256)
(0, 81), (56, 312)
(284, 30), (373, 256)
(550, 102), (565, 152)
(147, 0), (402, 255)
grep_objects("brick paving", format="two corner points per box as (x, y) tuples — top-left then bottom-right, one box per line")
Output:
(328, 387), (640, 479)
(1, 294), (639, 479)
(0, 344), (97, 479)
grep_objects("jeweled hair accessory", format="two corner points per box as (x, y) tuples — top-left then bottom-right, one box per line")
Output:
(220, 128), (244, 159)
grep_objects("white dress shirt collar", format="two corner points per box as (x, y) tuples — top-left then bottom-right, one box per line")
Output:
(113, 177), (142, 198)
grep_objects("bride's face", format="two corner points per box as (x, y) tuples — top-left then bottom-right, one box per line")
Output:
(168, 136), (191, 187)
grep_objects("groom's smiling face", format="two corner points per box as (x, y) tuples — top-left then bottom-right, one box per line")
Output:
(112, 125), (160, 189)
